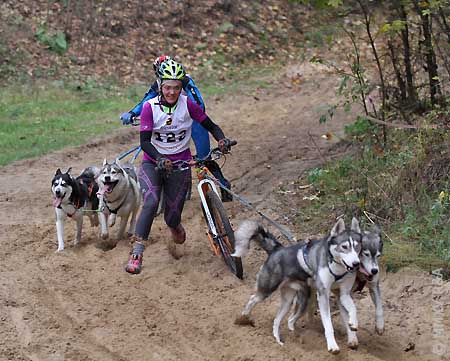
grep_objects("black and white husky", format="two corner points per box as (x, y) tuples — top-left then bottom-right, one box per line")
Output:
(233, 218), (362, 353)
(96, 159), (141, 243)
(51, 167), (100, 252)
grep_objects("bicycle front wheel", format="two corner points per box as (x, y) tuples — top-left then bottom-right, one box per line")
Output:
(205, 189), (243, 279)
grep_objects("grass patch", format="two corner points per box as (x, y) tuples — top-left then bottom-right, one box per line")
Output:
(195, 62), (277, 97)
(0, 63), (278, 167)
(0, 80), (143, 166)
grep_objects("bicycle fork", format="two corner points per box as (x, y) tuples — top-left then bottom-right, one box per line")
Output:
(198, 178), (222, 255)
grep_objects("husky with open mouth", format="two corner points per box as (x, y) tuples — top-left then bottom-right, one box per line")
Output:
(233, 218), (362, 353)
(355, 226), (384, 334)
(288, 225), (384, 346)
(51, 167), (100, 252)
(96, 159), (141, 245)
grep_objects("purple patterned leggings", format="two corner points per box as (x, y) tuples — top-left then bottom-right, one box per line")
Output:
(135, 160), (191, 240)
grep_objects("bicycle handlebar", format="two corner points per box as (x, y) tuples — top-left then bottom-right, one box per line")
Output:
(170, 140), (238, 171)
(198, 139), (237, 162)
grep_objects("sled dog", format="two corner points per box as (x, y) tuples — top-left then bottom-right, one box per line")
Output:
(51, 167), (99, 252)
(233, 218), (362, 353)
(96, 159), (141, 244)
(288, 225), (384, 336)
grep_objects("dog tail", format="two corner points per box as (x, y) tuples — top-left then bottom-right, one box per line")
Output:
(232, 220), (283, 257)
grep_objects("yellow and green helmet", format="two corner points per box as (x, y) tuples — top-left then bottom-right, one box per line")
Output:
(158, 59), (186, 81)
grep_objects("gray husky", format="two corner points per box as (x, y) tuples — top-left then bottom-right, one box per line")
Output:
(354, 226), (384, 334)
(96, 159), (141, 244)
(233, 218), (362, 353)
(288, 225), (384, 342)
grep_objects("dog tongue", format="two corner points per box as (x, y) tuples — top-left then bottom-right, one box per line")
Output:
(97, 184), (111, 196)
(53, 197), (62, 208)
(359, 265), (371, 277)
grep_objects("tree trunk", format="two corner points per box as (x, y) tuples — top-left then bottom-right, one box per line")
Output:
(413, 0), (442, 105)
(398, 3), (417, 104)
(388, 40), (407, 103)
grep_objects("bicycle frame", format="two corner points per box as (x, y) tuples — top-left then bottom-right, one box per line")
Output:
(197, 177), (221, 238)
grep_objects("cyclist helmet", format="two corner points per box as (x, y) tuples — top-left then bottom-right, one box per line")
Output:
(158, 59), (186, 81)
(152, 55), (171, 76)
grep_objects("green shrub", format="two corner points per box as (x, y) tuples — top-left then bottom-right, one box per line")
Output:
(36, 26), (68, 55)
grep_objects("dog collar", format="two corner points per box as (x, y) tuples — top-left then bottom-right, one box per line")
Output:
(328, 260), (348, 281)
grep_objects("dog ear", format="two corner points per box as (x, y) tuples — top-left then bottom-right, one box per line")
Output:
(350, 217), (361, 234)
(114, 158), (125, 173)
(103, 158), (108, 166)
(330, 218), (345, 237)
(66, 167), (72, 175)
(55, 168), (62, 176)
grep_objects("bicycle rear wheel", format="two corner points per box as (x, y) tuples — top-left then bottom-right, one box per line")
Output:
(205, 189), (243, 279)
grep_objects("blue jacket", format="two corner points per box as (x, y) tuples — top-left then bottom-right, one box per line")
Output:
(130, 75), (205, 115)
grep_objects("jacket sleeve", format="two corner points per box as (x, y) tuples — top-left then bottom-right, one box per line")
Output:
(130, 81), (159, 116)
(200, 116), (225, 141)
(140, 131), (163, 161)
(183, 76), (205, 111)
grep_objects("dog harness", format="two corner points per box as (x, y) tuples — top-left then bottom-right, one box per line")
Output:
(57, 195), (83, 218)
(102, 186), (130, 214)
(327, 248), (349, 281)
(104, 198), (125, 214)
(298, 243), (314, 277)
(299, 243), (349, 281)
(57, 180), (96, 217)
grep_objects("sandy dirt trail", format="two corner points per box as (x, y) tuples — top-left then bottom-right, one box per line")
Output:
(0, 63), (449, 361)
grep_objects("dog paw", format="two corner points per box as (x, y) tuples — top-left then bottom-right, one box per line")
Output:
(275, 338), (284, 346)
(348, 340), (359, 350)
(56, 248), (64, 253)
(288, 322), (295, 332)
(328, 346), (340, 354)
(375, 326), (384, 335)
(327, 340), (340, 354)
(234, 315), (255, 327)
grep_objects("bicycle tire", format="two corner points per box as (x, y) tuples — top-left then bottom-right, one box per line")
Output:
(204, 189), (243, 279)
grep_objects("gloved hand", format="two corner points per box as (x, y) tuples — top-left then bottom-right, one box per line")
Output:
(120, 112), (135, 125)
(218, 138), (232, 154)
(157, 157), (173, 172)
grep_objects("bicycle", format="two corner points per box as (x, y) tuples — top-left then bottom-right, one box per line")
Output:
(171, 141), (243, 279)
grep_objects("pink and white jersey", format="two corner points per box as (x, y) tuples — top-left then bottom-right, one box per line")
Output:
(147, 95), (193, 155)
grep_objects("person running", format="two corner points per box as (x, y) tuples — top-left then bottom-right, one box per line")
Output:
(120, 55), (232, 201)
(125, 59), (233, 274)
